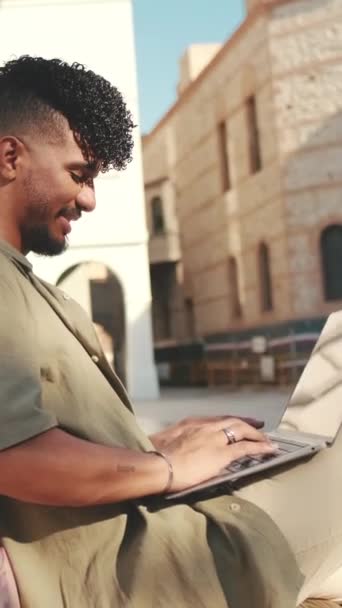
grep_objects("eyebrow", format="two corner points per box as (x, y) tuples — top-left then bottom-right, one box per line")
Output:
(68, 161), (99, 175)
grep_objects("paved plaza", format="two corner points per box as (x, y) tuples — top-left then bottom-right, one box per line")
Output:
(134, 386), (293, 434)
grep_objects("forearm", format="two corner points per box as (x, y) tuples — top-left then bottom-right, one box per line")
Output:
(0, 429), (167, 507)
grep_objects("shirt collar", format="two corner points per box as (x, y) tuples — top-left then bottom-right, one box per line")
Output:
(0, 239), (33, 273)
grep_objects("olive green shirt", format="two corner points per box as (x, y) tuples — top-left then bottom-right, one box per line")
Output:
(0, 240), (302, 608)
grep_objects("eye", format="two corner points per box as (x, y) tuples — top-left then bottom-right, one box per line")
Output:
(70, 173), (94, 189)
(70, 172), (84, 185)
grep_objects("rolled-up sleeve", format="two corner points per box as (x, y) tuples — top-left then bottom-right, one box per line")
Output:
(0, 278), (57, 450)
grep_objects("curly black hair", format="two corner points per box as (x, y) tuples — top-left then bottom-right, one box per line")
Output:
(0, 55), (135, 172)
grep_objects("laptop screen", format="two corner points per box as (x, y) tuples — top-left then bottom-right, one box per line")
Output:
(275, 313), (342, 441)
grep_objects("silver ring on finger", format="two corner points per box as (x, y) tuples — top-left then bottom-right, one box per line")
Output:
(222, 427), (237, 445)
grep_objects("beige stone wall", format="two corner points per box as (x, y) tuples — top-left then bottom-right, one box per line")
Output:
(246, 0), (261, 11)
(145, 178), (181, 264)
(143, 128), (185, 341)
(142, 124), (175, 183)
(172, 14), (282, 335)
(270, 0), (342, 318)
(178, 44), (222, 95)
(143, 10), (282, 338)
(143, 0), (342, 348)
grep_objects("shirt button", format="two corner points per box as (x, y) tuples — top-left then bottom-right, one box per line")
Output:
(91, 355), (100, 363)
(229, 503), (241, 513)
(62, 293), (70, 300)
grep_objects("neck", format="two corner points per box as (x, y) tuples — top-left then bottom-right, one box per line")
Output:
(0, 198), (25, 254)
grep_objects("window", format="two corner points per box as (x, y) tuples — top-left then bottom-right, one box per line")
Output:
(150, 263), (173, 341)
(217, 120), (231, 192)
(246, 95), (262, 174)
(185, 298), (196, 338)
(321, 224), (342, 300)
(259, 242), (273, 311)
(228, 256), (242, 318)
(151, 196), (165, 235)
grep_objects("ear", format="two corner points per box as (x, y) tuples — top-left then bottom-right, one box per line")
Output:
(0, 137), (23, 181)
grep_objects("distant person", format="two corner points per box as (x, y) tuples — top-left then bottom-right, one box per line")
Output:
(0, 55), (340, 607)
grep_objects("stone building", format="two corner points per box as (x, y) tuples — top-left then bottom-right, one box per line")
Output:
(0, 0), (159, 399)
(143, 0), (342, 386)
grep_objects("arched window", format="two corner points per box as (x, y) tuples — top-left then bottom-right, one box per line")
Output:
(151, 196), (165, 235)
(228, 256), (242, 318)
(259, 242), (273, 311)
(321, 224), (342, 300)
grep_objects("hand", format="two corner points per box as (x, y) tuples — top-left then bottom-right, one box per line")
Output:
(151, 417), (276, 494)
(149, 415), (264, 451)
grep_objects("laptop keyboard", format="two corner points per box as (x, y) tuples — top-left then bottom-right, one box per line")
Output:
(226, 437), (306, 474)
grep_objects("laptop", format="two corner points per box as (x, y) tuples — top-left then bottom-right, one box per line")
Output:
(166, 313), (342, 501)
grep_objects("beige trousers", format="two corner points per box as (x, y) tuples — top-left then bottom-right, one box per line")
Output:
(237, 427), (342, 605)
(0, 548), (20, 607)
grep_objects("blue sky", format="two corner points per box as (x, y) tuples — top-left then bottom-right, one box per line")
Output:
(133, 0), (246, 134)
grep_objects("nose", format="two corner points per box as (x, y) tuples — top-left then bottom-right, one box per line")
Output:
(75, 184), (96, 213)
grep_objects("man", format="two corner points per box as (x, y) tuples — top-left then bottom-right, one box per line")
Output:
(0, 55), (340, 608)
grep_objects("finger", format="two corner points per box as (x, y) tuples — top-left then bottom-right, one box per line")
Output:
(227, 440), (278, 462)
(181, 415), (238, 427)
(181, 415), (264, 429)
(213, 415), (265, 429)
(212, 418), (269, 444)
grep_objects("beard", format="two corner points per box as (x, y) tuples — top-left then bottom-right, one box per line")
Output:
(21, 221), (68, 256)
(20, 176), (69, 256)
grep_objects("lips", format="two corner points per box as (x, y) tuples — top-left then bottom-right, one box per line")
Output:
(57, 215), (72, 235)
(56, 209), (81, 236)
